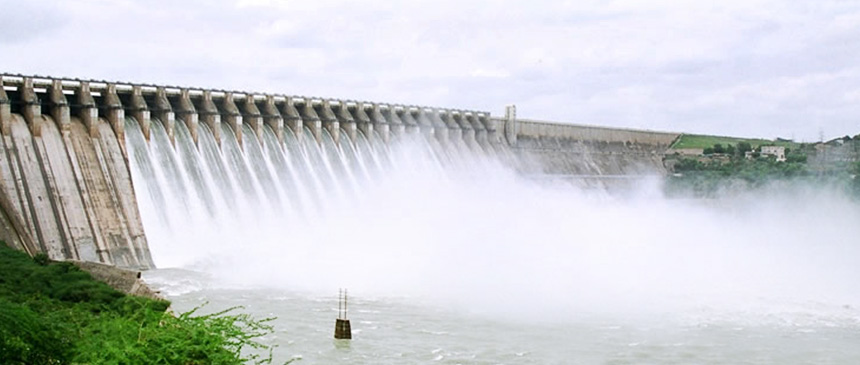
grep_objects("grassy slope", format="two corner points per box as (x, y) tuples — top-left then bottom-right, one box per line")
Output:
(670, 134), (799, 150)
(0, 243), (275, 365)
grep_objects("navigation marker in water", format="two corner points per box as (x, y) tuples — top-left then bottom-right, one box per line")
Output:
(335, 288), (352, 340)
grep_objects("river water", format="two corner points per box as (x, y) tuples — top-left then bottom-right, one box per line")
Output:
(126, 118), (860, 364)
(144, 263), (860, 364)
(141, 183), (860, 364)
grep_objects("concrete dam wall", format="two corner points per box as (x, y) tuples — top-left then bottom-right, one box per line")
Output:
(0, 74), (677, 269)
(0, 77), (152, 269)
(498, 106), (680, 176)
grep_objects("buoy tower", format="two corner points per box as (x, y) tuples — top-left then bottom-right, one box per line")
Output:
(334, 288), (352, 340)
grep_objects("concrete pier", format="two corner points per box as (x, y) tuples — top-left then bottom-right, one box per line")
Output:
(148, 87), (174, 143)
(334, 102), (357, 144)
(368, 104), (389, 143)
(316, 100), (339, 144)
(173, 89), (199, 145)
(126, 86), (151, 142)
(260, 95), (284, 143)
(220, 92), (242, 147)
(383, 106), (405, 137)
(102, 84), (126, 151)
(351, 102), (373, 141)
(196, 90), (221, 146)
(430, 109), (454, 144)
(298, 100), (323, 143)
(401, 108), (428, 136)
(242, 94), (264, 143)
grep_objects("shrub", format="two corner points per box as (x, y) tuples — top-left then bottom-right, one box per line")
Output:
(0, 298), (72, 365)
(0, 244), (278, 365)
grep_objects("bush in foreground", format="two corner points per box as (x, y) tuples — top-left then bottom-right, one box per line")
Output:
(0, 243), (278, 364)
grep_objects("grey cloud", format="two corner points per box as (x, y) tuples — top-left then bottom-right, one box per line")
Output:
(2, 0), (858, 141)
(0, 0), (67, 43)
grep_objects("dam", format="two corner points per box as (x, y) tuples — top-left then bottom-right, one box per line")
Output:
(0, 73), (678, 269)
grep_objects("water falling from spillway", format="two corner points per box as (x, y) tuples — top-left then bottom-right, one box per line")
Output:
(127, 117), (860, 323)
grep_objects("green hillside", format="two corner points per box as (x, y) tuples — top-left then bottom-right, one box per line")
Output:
(670, 134), (798, 150)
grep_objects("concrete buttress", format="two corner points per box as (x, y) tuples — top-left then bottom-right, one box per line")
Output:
(174, 89), (199, 146)
(259, 95), (284, 143)
(280, 97), (303, 143)
(220, 92), (242, 148)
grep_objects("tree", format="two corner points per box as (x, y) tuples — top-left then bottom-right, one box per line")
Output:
(737, 142), (752, 155)
(713, 144), (725, 154)
(725, 144), (736, 156)
(703, 147), (715, 155)
(786, 153), (807, 163)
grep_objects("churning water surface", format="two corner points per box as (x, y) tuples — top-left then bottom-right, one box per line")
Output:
(128, 118), (860, 364)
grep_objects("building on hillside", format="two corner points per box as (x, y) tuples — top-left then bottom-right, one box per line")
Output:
(760, 146), (786, 162)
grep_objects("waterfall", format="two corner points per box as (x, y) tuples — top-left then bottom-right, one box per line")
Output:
(125, 117), (504, 269)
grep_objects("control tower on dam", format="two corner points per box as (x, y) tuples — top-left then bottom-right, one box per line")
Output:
(0, 73), (679, 269)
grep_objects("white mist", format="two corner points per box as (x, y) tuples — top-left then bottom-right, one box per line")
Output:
(130, 118), (860, 363)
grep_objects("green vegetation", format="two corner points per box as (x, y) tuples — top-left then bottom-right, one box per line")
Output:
(670, 133), (798, 150)
(0, 243), (279, 364)
(664, 144), (860, 197)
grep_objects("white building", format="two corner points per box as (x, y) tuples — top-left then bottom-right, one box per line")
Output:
(760, 146), (786, 162)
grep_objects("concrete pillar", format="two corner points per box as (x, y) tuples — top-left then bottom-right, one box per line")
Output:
(351, 102), (373, 140)
(398, 106), (419, 135)
(468, 113), (489, 145)
(280, 97), (303, 142)
(149, 87), (174, 143)
(220, 92), (242, 148)
(382, 106), (404, 138)
(367, 104), (389, 143)
(467, 113), (485, 132)
(259, 95), (284, 143)
(436, 109), (455, 130)
(20, 78), (42, 137)
(0, 76), (10, 136)
(316, 100), (339, 144)
(504, 104), (517, 146)
(481, 114), (502, 145)
(101, 84), (125, 145)
(75, 82), (98, 137)
(333, 102), (357, 144)
(48, 80), (70, 132)
(453, 111), (473, 144)
(171, 89), (197, 145)
(241, 94), (263, 143)
(416, 109), (438, 140)
(196, 90), (220, 147)
(128, 86), (151, 141)
(408, 110), (423, 135)
(298, 100), (322, 144)
(431, 109), (454, 144)
(412, 107), (433, 136)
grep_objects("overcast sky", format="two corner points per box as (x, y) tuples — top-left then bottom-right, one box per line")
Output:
(2, 0), (858, 141)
